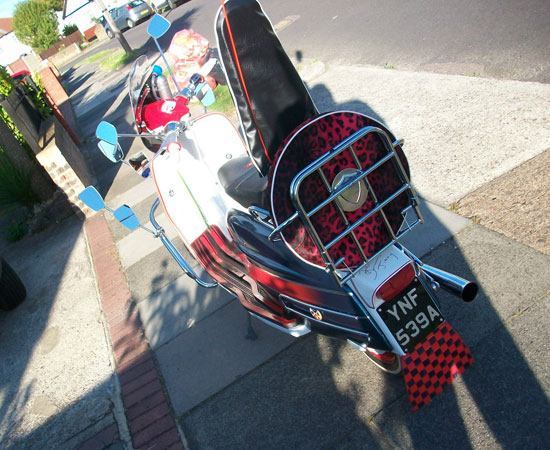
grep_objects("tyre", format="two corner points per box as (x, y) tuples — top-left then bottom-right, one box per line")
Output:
(127, 19), (135, 28)
(363, 347), (402, 375)
(106, 28), (114, 39)
(0, 257), (26, 311)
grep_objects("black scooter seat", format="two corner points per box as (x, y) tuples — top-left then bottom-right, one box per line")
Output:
(218, 155), (268, 208)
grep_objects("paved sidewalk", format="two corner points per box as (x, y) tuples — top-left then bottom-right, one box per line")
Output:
(73, 55), (550, 450)
(0, 217), (127, 449)
(2, 47), (549, 448)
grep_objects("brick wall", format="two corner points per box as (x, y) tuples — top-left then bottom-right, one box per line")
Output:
(38, 66), (68, 106)
(38, 66), (80, 145)
(35, 117), (93, 216)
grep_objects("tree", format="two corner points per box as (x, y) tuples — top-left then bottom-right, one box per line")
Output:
(41, 0), (64, 10)
(13, 0), (60, 54)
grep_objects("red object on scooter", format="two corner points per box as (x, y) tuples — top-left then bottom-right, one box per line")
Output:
(401, 322), (474, 410)
(142, 96), (189, 131)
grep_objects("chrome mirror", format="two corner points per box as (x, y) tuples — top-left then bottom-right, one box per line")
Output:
(98, 140), (123, 163)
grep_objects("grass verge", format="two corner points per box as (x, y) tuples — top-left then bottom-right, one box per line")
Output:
(74, 49), (111, 67)
(206, 84), (236, 116)
(99, 49), (145, 71)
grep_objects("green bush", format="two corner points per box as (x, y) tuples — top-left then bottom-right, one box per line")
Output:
(63, 24), (79, 37)
(26, 73), (53, 119)
(0, 66), (51, 156)
(13, 0), (60, 53)
(0, 151), (39, 208)
(0, 66), (32, 153)
(0, 65), (42, 209)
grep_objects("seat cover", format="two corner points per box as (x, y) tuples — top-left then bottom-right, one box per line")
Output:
(215, 0), (318, 176)
(218, 155), (268, 208)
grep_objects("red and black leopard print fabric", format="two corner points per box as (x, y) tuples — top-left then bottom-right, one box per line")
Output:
(268, 111), (411, 269)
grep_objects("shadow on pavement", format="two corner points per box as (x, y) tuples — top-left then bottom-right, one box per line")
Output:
(169, 85), (550, 448)
(0, 217), (117, 448)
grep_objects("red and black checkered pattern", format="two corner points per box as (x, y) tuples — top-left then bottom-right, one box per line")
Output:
(401, 322), (474, 411)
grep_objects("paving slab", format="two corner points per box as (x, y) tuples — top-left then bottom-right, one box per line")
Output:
(399, 198), (471, 257)
(0, 217), (119, 449)
(178, 224), (550, 449)
(179, 331), (407, 450)
(137, 272), (234, 350)
(157, 299), (297, 415)
(125, 235), (199, 304)
(310, 65), (550, 207)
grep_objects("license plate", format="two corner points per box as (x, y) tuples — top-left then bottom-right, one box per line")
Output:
(377, 278), (443, 353)
(141, 9), (149, 15)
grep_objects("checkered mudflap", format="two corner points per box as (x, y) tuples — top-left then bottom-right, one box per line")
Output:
(401, 322), (474, 411)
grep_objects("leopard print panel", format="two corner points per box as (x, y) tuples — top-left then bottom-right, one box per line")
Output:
(268, 111), (410, 269)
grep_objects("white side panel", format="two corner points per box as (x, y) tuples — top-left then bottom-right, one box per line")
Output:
(152, 114), (248, 245)
(190, 113), (248, 176)
(152, 148), (211, 244)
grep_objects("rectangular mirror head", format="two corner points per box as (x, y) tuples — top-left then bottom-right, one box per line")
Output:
(98, 140), (123, 163)
(78, 186), (104, 212)
(148, 14), (171, 39)
(195, 82), (215, 107)
(96, 121), (118, 146)
(114, 205), (140, 231)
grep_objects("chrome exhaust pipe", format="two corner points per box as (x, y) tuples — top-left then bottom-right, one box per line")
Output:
(421, 264), (478, 302)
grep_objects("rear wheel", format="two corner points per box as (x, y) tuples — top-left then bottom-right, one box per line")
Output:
(127, 19), (135, 28)
(0, 257), (26, 311)
(106, 28), (114, 39)
(363, 348), (402, 375)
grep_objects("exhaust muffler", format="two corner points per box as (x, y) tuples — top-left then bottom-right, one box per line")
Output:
(421, 264), (478, 302)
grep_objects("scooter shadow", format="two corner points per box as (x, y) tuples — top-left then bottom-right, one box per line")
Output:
(175, 85), (550, 448)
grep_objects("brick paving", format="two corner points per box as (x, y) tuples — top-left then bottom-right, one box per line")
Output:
(85, 213), (184, 450)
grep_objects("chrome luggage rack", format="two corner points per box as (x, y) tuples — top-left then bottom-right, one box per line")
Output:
(269, 126), (423, 286)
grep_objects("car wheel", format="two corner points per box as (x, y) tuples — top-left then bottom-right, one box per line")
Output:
(127, 19), (135, 28)
(0, 257), (26, 311)
(106, 28), (114, 39)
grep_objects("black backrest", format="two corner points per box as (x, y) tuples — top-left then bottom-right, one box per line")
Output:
(215, 0), (318, 176)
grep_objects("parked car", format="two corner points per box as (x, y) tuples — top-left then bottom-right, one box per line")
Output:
(101, 0), (153, 38)
(151, 0), (169, 12)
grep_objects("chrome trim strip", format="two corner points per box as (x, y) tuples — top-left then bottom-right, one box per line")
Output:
(280, 294), (361, 320)
(149, 198), (218, 289)
(347, 339), (367, 352)
(283, 304), (371, 340)
(249, 312), (311, 337)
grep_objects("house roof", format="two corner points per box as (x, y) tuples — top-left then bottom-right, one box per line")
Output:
(63, 0), (92, 19)
(0, 18), (13, 38)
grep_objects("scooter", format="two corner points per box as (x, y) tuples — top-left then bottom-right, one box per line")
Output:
(79, 1), (478, 410)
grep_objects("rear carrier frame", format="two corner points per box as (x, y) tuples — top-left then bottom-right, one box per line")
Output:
(270, 126), (423, 286)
